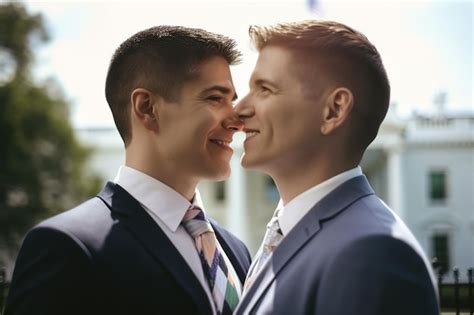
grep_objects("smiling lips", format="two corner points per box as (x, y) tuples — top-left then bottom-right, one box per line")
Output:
(210, 130), (260, 150)
(210, 139), (232, 151)
(245, 129), (259, 140)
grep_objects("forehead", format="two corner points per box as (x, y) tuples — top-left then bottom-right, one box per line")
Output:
(254, 45), (293, 73)
(186, 56), (235, 91)
(250, 45), (302, 85)
(252, 45), (332, 100)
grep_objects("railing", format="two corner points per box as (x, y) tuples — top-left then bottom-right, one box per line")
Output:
(433, 260), (474, 315)
(0, 267), (5, 315)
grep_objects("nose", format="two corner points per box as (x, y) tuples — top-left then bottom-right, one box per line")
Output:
(223, 112), (244, 131)
(234, 97), (254, 121)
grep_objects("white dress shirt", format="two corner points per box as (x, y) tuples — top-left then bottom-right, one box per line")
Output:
(277, 166), (363, 236)
(113, 166), (241, 314)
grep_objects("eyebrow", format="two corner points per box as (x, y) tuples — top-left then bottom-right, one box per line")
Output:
(254, 78), (278, 90)
(200, 85), (238, 101)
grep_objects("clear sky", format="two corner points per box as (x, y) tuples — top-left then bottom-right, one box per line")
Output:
(21, 0), (473, 127)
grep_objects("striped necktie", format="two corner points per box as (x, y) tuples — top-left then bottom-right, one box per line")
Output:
(182, 206), (239, 315)
(243, 211), (283, 292)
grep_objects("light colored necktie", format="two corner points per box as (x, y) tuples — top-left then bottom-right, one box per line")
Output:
(243, 211), (283, 292)
(182, 206), (240, 315)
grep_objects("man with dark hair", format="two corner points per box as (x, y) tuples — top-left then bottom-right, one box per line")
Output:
(6, 26), (250, 315)
(234, 20), (439, 314)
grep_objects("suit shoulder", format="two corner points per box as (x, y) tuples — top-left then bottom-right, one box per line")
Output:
(317, 235), (439, 314)
(336, 234), (426, 264)
(36, 196), (110, 230)
(25, 197), (112, 251)
(328, 235), (437, 289)
(342, 195), (422, 246)
(329, 235), (435, 287)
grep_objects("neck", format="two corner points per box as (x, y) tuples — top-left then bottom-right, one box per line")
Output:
(270, 157), (358, 205)
(125, 145), (197, 202)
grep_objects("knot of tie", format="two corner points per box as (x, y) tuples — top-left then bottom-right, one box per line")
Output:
(262, 216), (283, 252)
(182, 206), (214, 238)
(266, 215), (282, 233)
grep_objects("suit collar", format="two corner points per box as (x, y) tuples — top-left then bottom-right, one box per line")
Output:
(114, 165), (205, 232)
(237, 175), (374, 313)
(278, 166), (363, 236)
(304, 174), (374, 222)
(98, 182), (213, 315)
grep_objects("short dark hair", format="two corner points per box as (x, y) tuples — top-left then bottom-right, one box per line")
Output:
(105, 25), (242, 146)
(249, 20), (390, 152)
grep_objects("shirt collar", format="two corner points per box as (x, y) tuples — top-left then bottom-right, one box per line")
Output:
(113, 165), (204, 232)
(277, 166), (363, 236)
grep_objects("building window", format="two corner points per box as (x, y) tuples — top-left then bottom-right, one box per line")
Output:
(429, 170), (447, 203)
(431, 234), (450, 275)
(265, 176), (279, 202)
(215, 181), (226, 202)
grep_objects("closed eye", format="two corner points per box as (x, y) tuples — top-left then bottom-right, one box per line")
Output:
(200, 85), (237, 104)
(259, 85), (272, 95)
(252, 78), (277, 96)
(207, 95), (235, 107)
(207, 95), (224, 102)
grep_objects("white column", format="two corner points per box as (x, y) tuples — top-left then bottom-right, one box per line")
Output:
(387, 147), (404, 219)
(226, 138), (247, 243)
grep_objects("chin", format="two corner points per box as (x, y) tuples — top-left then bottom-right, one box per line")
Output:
(212, 171), (231, 181)
(240, 152), (260, 170)
(206, 164), (231, 181)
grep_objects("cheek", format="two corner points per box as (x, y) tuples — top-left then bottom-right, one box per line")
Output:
(274, 112), (315, 145)
(192, 114), (219, 143)
(267, 106), (296, 133)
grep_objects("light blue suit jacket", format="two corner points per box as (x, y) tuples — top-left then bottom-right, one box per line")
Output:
(236, 175), (439, 315)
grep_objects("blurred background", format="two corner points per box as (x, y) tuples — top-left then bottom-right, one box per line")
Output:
(0, 0), (472, 287)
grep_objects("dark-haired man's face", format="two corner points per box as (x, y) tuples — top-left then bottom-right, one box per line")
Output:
(155, 56), (242, 181)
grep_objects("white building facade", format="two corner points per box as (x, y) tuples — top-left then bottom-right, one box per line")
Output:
(400, 113), (474, 281)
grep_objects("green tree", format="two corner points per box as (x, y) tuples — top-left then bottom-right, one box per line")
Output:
(0, 3), (102, 253)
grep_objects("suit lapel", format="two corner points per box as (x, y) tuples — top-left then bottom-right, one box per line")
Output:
(97, 182), (212, 315)
(212, 222), (248, 284)
(238, 176), (375, 313)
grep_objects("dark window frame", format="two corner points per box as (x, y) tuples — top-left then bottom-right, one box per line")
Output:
(428, 169), (448, 205)
(215, 181), (226, 202)
(431, 233), (450, 275)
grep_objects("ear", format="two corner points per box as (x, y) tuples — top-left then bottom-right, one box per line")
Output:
(130, 88), (158, 131)
(320, 87), (354, 135)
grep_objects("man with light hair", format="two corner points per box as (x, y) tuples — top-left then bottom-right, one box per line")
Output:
(234, 20), (439, 314)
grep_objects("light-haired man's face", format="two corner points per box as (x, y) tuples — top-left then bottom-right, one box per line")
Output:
(235, 45), (328, 175)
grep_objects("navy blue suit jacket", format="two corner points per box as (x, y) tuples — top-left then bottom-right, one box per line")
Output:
(5, 182), (251, 315)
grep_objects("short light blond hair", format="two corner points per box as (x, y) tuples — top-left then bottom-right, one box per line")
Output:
(249, 20), (390, 151)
